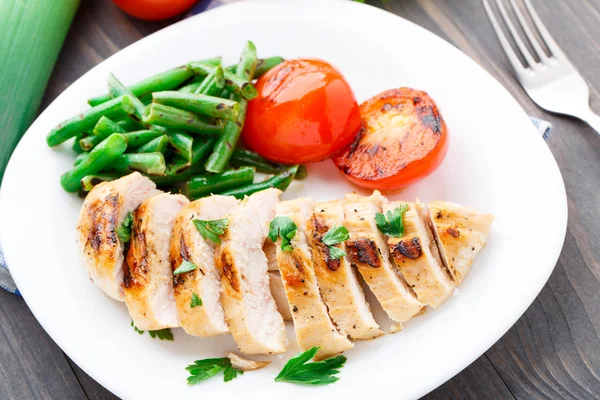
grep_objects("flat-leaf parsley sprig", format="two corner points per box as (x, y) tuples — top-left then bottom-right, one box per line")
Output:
(268, 216), (297, 252)
(193, 218), (229, 244)
(275, 347), (347, 385)
(322, 226), (350, 260)
(186, 358), (243, 385)
(130, 320), (174, 341)
(375, 204), (409, 237)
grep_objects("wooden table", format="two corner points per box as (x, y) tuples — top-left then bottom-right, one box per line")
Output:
(1, 1), (599, 398)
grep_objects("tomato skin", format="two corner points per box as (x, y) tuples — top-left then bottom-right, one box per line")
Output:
(242, 59), (361, 164)
(334, 88), (449, 190)
(112, 0), (198, 21)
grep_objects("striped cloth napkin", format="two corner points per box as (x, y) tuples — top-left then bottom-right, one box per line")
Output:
(0, 0), (553, 296)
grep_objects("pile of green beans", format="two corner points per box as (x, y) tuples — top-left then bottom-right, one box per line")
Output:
(46, 42), (307, 198)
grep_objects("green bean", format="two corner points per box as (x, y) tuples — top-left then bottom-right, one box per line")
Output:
(152, 91), (239, 121)
(194, 65), (225, 96)
(229, 149), (307, 179)
(190, 137), (216, 164)
(79, 135), (101, 151)
(168, 132), (193, 160)
(142, 103), (224, 135)
(80, 173), (123, 192)
(188, 61), (257, 100)
(225, 56), (284, 78)
(105, 153), (166, 175)
(217, 165), (298, 199)
(186, 166), (255, 199)
(60, 133), (127, 192)
(116, 118), (144, 132)
(47, 95), (135, 146)
(178, 81), (202, 93)
(108, 73), (150, 120)
(74, 152), (86, 167)
(72, 134), (86, 154)
(123, 130), (163, 148)
(205, 41), (257, 173)
(94, 116), (126, 138)
(137, 135), (168, 153)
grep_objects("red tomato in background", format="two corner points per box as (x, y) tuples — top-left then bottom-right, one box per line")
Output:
(112, 0), (198, 21)
(242, 59), (361, 164)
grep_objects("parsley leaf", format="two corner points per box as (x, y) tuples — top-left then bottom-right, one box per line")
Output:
(131, 321), (173, 341)
(322, 226), (349, 260)
(375, 204), (409, 237)
(116, 212), (133, 243)
(275, 347), (347, 385)
(174, 260), (198, 275)
(190, 292), (202, 308)
(148, 328), (174, 341)
(186, 358), (242, 385)
(268, 216), (297, 252)
(193, 218), (228, 244)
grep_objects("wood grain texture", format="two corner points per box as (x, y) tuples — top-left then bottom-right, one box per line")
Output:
(1, 0), (599, 399)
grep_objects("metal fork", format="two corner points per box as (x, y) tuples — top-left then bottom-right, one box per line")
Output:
(482, 0), (600, 134)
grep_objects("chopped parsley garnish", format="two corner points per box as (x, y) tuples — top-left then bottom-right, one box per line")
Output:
(174, 260), (198, 275)
(131, 320), (173, 341)
(274, 347), (346, 385)
(186, 358), (243, 385)
(268, 216), (297, 252)
(322, 226), (349, 260)
(375, 204), (409, 237)
(193, 218), (229, 244)
(190, 292), (202, 308)
(116, 212), (133, 243)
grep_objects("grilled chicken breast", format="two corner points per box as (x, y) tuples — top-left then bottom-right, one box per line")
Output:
(268, 271), (292, 321)
(170, 195), (239, 337)
(76, 172), (160, 301)
(124, 193), (189, 330)
(308, 200), (383, 340)
(384, 200), (454, 308)
(215, 188), (288, 354)
(428, 201), (494, 285)
(275, 198), (353, 360)
(344, 192), (424, 324)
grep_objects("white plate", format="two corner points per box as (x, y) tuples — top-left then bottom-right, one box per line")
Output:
(0, 1), (567, 399)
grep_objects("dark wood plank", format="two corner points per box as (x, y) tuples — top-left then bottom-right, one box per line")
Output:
(0, 290), (87, 400)
(68, 361), (117, 400)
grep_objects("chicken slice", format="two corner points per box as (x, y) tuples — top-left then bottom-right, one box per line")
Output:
(344, 192), (424, 324)
(76, 172), (160, 302)
(383, 200), (454, 308)
(263, 240), (279, 271)
(170, 195), (239, 337)
(268, 271), (292, 321)
(275, 198), (353, 360)
(307, 200), (383, 340)
(215, 188), (288, 354)
(428, 201), (494, 285)
(124, 193), (189, 330)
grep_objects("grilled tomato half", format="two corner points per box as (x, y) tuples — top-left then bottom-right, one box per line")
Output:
(333, 88), (448, 189)
(242, 59), (361, 164)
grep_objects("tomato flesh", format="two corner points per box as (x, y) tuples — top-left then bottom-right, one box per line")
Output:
(242, 59), (361, 164)
(334, 88), (449, 189)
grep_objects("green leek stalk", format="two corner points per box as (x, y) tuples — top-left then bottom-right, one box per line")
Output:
(0, 0), (80, 183)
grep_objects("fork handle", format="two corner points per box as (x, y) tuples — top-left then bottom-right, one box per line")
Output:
(583, 110), (600, 136)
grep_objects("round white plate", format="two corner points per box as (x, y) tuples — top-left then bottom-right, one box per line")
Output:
(0, 1), (567, 399)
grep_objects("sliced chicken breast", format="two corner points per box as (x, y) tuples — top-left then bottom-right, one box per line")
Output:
(263, 241), (279, 271)
(344, 192), (424, 324)
(76, 172), (160, 301)
(268, 271), (292, 321)
(428, 201), (494, 285)
(383, 200), (454, 308)
(307, 200), (383, 340)
(170, 195), (239, 337)
(215, 188), (288, 354)
(275, 198), (353, 360)
(124, 193), (189, 330)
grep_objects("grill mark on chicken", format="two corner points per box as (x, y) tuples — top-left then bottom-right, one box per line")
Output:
(220, 248), (240, 293)
(391, 237), (423, 260)
(309, 215), (341, 271)
(126, 206), (150, 287)
(86, 192), (120, 252)
(346, 238), (381, 267)
(446, 228), (460, 238)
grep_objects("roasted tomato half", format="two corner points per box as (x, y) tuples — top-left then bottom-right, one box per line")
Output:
(242, 59), (361, 164)
(333, 88), (448, 190)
